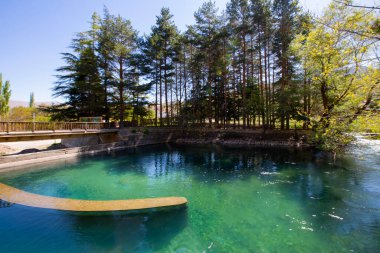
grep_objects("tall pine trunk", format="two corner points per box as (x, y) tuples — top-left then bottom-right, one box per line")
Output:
(118, 58), (125, 127)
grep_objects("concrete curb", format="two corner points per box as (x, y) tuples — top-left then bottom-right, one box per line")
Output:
(0, 143), (128, 172)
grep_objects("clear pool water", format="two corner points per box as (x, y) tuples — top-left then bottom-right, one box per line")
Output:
(0, 142), (379, 252)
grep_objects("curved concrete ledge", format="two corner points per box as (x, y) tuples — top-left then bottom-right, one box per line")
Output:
(0, 183), (187, 212)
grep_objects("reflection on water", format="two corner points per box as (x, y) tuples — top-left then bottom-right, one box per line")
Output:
(0, 199), (14, 208)
(0, 141), (379, 252)
(68, 208), (188, 252)
(0, 203), (187, 253)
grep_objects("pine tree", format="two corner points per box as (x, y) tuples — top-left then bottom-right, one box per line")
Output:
(145, 8), (179, 126)
(29, 92), (35, 108)
(97, 9), (114, 122)
(50, 10), (143, 124)
(52, 31), (103, 120)
(106, 15), (138, 125)
(190, 1), (225, 125)
(272, 0), (299, 129)
(227, 0), (250, 127)
(141, 33), (161, 125)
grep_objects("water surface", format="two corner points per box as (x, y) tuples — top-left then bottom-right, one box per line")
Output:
(0, 141), (379, 252)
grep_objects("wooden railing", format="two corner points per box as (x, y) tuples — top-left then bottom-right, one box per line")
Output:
(0, 122), (116, 133)
(0, 120), (310, 134)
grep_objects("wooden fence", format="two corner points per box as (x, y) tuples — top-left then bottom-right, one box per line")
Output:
(0, 120), (309, 133)
(0, 122), (116, 133)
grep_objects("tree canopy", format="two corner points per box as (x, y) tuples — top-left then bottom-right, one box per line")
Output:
(0, 74), (11, 118)
(49, 0), (379, 152)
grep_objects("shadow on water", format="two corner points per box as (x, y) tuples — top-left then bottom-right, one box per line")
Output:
(87, 143), (321, 182)
(1, 143), (380, 251)
(0, 199), (14, 208)
(0, 143), (320, 187)
(0, 144), (340, 201)
(0, 203), (188, 253)
(66, 207), (188, 252)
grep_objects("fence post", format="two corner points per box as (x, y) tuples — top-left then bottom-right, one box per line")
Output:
(70, 122), (73, 131)
(52, 122), (55, 132)
(6, 122), (10, 134)
(85, 123), (88, 132)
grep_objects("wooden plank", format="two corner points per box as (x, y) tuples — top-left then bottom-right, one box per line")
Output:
(0, 122), (117, 133)
(0, 130), (119, 142)
(0, 183), (187, 212)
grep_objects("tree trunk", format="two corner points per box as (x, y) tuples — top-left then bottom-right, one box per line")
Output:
(118, 58), (124, 127)
(258, 30), (265, 129)
(164, 50), (169, 126)
(242, 34), (247, 127)
(183, 46), (188, 126)
(159, 60), (163, 126)
(155, 59), (158, 126)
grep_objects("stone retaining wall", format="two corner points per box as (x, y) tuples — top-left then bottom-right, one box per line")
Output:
(0, 128), (311, 171)
(175, 128), (310, 148)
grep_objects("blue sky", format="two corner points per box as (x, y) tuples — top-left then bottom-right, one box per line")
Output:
(0, 0), (376, 102)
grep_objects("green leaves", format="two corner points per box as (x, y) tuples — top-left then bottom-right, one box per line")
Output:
(292, 1), (379, 152)
(51, 9), (146, 122)
(0, 74), (11, 118)
(46, 0), (378, 152)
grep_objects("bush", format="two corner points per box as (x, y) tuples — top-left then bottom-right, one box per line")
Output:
(312, 120), (355, 157)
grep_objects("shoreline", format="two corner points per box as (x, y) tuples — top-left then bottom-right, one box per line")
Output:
(0, 142), (311, 173)
(0, 128), (312, 172)
(0, 142), (128, 172)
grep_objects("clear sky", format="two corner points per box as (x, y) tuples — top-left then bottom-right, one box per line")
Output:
(0, 0), (377, 102)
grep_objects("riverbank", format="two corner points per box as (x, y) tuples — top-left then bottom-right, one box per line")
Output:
(0, 128), (311, 171)
(176, 128), (310, 148)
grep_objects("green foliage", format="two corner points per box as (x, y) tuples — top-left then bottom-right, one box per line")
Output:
(143, 7), (179, 126)
(186, 1), (228, 124)
(46, 1), (379, 153)
(5, 106), (50, 122)
(50, 10), (149, 124)
(291, 1), (379, 153)
(312, 119), (355, 153)
(53, 30), (104, 120)
(350, 114), (380, 133)
(0, 74), (11, 118)
(29, 92), (35, 108)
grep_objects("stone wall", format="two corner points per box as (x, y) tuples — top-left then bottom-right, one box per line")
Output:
(62, 127), (311, 149)
(118, 128), (182, 147)
(175, 128), (311, 148)
(0, 127), (311, 170)
(62, 132), (121, 147)
(0, 142), (127, 171)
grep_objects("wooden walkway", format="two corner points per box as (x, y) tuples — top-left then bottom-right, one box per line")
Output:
(0, 122), (116, 133)
(0, 129), (119, 142)
(0, 183), (187, 212)
(0, 122), (118, 142)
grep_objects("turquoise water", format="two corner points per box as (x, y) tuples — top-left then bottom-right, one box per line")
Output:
(0, 142), (379, 252)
